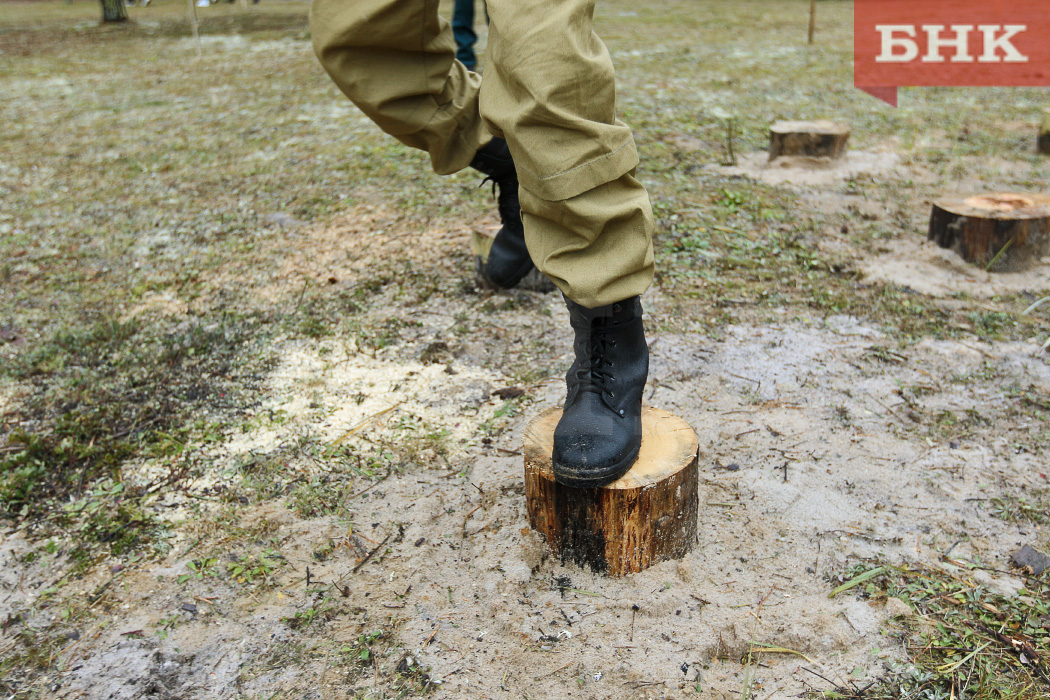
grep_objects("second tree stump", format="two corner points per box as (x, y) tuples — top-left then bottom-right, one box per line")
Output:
(524, 406), (699, 576)
(929, 193), (1050, 272)
(769, 120), (850, 160)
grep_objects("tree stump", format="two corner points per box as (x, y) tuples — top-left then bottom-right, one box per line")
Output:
(928, 193), (1050, 272)
(769, 120), (850, 160)
(1039, 110), (1050, 156)
(471, 220), (554, 292)
(524, 406), (699, 576)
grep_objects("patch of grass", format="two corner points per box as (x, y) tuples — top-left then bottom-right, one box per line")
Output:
(478, 399), (523, 439)
(177, 557), (220, 585)
(987, 494), (1049, 525)
(284, 594), (335, 631)
(226, 547), (285, 587)
(968, 311), (1017, 341)
(0, 312), (270, 528)
(288, 474), (353, 519)
(237, 638), (316, 687)
(383, 413), (453, 467)
(0, 624), (70, 698)
(828, 562), (1050, 699)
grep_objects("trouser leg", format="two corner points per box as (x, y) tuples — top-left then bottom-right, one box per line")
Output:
(311, 0), (654, 307)
(309, 0), (490, 174)
(451, 0), (478, 71)
(483, 0), (654, 308)
(519, 171), (653, 307)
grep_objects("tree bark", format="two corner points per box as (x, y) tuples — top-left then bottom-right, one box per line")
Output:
(100, 0), (128, 23)
(769, 120), (850, 160)
(929, 193), (1050, 272)
(524, 406), (699, 576)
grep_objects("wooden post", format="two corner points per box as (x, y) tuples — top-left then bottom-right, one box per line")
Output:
(769, 120), (850, 161)
(1039, 110), (1050, 155)
(524, 406), (699, 576)
(929, 193), (1050, 272)
(808, 0), (817, 45)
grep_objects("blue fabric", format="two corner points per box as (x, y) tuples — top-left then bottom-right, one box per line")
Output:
(452, 0), (479, 70)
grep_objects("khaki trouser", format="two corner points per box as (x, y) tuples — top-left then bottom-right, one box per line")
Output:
(310, 0), (654, 307)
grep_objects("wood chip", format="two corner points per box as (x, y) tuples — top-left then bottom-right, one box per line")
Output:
(1012, 544), (1050, 576)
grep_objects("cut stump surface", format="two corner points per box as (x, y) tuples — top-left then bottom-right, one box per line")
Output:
(769, 120), (850, 161)
(929, 193), (1050, 272)
(524, 406), (699, 576)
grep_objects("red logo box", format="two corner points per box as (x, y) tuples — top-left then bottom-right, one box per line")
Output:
(855, 0), (1050, 106)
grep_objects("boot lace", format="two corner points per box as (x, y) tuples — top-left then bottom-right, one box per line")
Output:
(576, 333), (617, 399)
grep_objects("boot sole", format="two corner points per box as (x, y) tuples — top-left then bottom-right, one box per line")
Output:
(552, 442), (640, 489)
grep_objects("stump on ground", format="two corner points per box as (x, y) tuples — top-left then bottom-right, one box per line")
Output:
(471, 220), (553, 292)
(524, 406), (699, 576)
(928, 193), (1050, 272)
(1039, 110), (1050, 155)
(769, 120), (850, 160)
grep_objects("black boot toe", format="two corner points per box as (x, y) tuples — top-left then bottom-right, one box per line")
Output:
(553, 393), (641, 488)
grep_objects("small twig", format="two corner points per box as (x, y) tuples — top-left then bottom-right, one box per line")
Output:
(985, 238), (1014, 271)
(726, 371), (759, 386)
(351, 534), (391, 574)
(422, 627), (439, 648)
(342, 466), (393, 505)
(533, 661), (575, 681)
(865, 391), (908, 423)
(327, 406), (400, 453)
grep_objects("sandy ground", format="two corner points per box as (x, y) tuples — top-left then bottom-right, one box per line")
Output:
(4, 143), (1050, 700)
(6, 223), (1048, 698)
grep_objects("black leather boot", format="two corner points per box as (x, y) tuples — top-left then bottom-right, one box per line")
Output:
(553, 295), (648, 488)
(469, 138), (534, 289)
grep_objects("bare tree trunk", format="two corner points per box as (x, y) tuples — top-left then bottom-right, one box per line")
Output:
(187, 0), (202, 58)
(808, 0), (817, 44)
(100, 0), (128, 23)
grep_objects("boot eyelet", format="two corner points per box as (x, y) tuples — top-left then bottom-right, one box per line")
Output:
(618, 409), (625, 416)
(607, 391), (615, 398)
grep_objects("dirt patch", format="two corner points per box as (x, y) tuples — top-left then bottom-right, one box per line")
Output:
(710, 150), (903, 188)
(861, 234), (1050, 299)
(27, 301), (1049, 700)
